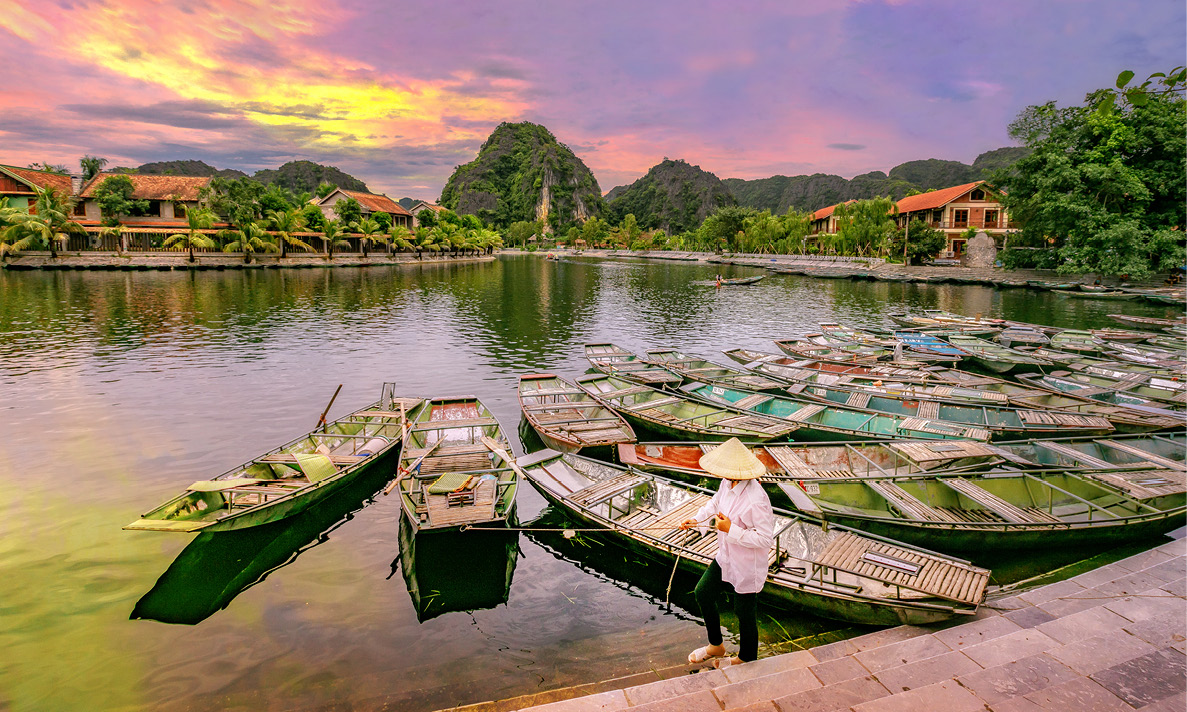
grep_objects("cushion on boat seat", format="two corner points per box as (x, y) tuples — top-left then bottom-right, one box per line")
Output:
(188, 478), (264, 492)
(295, 453), (337, 483)
(427, 471), (478, 494)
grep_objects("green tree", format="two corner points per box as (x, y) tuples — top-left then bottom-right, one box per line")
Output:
(334, 197), (362, 228)
(92, 175), (149, 226)
(354, 216), (389, 258)
(267, 207), (312, 258)
(163, 208), (218, 262)
(300, 203), (327, 233)
(372, 211), (393, 231)
(319, 219), (350, 260)
(26, 162), (67, 174)
(699, 206), (755, 252)
(2, 187), (86, 258)
(80, 155), (108, 180)
(390, 227), (417, 254)
(505, 220), (538, 247)
(996, 68), (1186, 278)
(315, 182), (336, 199)
(202, 176), (266, 228)
(416, 207), (438, 228)
(581, 216), (609, 247)
(259, 183), (296, 215)
(832, 198), (898, 256)
(890, 219), (949, 265)
(218, 222), (277, 264)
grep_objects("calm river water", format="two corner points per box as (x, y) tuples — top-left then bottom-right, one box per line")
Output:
(1, 255), (1180, 712)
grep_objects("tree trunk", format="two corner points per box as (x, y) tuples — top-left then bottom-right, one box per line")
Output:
(189, 244), (196, 263)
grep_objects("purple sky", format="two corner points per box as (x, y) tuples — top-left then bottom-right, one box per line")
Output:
(1, 0), (1183, 199)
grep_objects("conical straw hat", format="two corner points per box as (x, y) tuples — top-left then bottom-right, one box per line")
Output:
(699, 438), (766, 480)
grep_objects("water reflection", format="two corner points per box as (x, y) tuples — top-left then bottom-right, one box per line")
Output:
(131, 468), (391, 625)
(394, 517), (519, 622)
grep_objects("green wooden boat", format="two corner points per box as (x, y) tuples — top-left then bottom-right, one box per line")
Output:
(887, 311), (1006, 335)
(1108, 314), (1187, 330)
(125, 385), (426, 533)
(1027, 347), (1180, 378)
(720, 275), (765, 285)
(1023, 371), (1187, 409)
(519, 373), (635, 459)
(989, 432), (1186, 472)
(645, 348), (787, 392)
(398, 516), (518, 622)
(946, 335), (1053, 375)
(1052, 289), (1140, 300)
(783, 469), (1185, 555)
(585, 343), (684, 386)
(810, 326), (963, 364)
(395, 397), (518, 533)
(517, 449), (989, 626)
(1103, 342), (1187, 371)
(577, 373), (798, 442)
(1016, 372), (1186, 413)
(1049, 329), (1106, 354)
(722, 348), (952, 385)
(774, 339), (887, 363)
(681, 382), (992, 442)
(790, 381), (1114, 439)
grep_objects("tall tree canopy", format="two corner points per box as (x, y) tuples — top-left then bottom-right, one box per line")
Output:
(997, 68), (1186, 278)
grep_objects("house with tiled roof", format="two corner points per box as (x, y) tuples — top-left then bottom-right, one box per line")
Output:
(408, 200), (447, 227)
(0, 165), (78, 214)
(76, 173), (213, 226)
(318, 188), (412, 229)
(809, 200), (856, 237)
(893, 181), (1013, 258)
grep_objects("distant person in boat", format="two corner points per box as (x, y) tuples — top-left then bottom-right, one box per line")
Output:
(680, 438), (774, 668)
(716, 274), (722, 287)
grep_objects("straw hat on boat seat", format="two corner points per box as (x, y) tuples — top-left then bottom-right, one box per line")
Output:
(699, 438), (765, 480)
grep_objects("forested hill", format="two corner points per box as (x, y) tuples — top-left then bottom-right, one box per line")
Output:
(251, 161), (369, 194)
(720, 147), (1029, 214)
(439, 122), (603, 229)
(136, 160), (247, 179)
(604, 159), (736, 233)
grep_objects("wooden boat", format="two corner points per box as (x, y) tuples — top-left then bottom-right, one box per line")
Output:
(995, 326), (1050, 349)
(577, 373), (799, 442)
(893, 331), (972, 360)
(783, 469), (1185, 555)
(125, 385), (425, 533)
(394, 396), (518, 533)
(1146, 335), (1187, 352)
(1091, 328), (1158, 344)
(887, 311), (1006, 335)
(645, 349), (786, 392)
(1027, 347), (1180, 378)
(809, 330), (962, 364)
(518, 374), (635, 458)
(681, 382), (992, 442)
(787, 381), (1114, 439)
(517, 449), (989, 625)
(1052, 289), (1139, 300)
(946, 335), (1053, 375)
(398, 516), (517, 622)
(1108, 314), (1187, 330)
(1017, 371), (1187, 409)
(1016, 372), (1187, 412)
(1049, 329), (1105, 354)
(815, 323), (897, 348)
(719, 275), (765, 285)
(1103, 342), (1187, 371)
(773, 339), (886, 364)
(723, 347), (1000, 387)
(991, 433), (1186, 472)
(585, 343), (684, 386)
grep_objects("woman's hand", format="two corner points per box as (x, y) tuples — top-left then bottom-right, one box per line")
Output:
(679, 518), (698, 530)
(715, 512), (731, 533)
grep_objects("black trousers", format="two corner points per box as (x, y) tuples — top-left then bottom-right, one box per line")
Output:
(694, 560), (759, 662)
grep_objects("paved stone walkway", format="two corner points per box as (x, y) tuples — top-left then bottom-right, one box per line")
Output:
(455, 536), (1185, 712)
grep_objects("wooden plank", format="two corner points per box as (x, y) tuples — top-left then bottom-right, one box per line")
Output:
(765, 446), (818, 478)
(942, 478), (1060, 524)
(734, 393), (773, 409)
(626, 397), (680, 410)
(916, 400), (940, 420)
(866, 480), (955, 522)
(413, 417), (498, 430)
(1096, 440), (1186, 470)
(784, 404), (826, 422)
(846, 392), (871, 408)
(1034, 441), (1113, 468)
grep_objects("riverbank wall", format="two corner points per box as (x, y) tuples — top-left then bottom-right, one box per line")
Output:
(0, 252), (494, 271)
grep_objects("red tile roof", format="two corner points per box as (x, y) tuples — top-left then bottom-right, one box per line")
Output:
(79, 174), (211, 201)
(0, 165), (74, 195)
(812, 200), (855, 220)
(338, 189), (412, 217)
(896, 181), (987, 214)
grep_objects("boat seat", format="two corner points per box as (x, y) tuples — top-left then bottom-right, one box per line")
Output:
(522, 402), (597, 411)
(1034, 441), (1113, 468)
(413, 417), (498, 430)
(865, 480), (957, 523)
(813, 531), (988, 605)
(783, 404), (826, 422)
(846, 392), (871, 408)
(598, 386), (653, 400)
(567, 473), (647, 507)
(626, 397), (680, 410)
(1017, 410), (1112, 429)
(762, 446), (818, 478)
(915, 400), (940, 420)
(1096, 440), (1185, 471)
(734, 393), (773, 409)
(941, 478), (1061, 524)
(1084, 469), (1186, 500)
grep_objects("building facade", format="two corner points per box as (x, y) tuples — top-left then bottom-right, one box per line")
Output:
(76, 174), (213, 227)
(317, 189), (412, 229)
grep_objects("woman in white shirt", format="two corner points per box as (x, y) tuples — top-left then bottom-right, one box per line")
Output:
(680, 438), (774, 667)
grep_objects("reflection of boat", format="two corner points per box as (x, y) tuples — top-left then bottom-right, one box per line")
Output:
(517, 449), (989, 625)
(396, 397), (518, 533)
(125, 385), (425, 533)
(132, 466), (391, 624)
(518, 373), (635, 458)
(396, 516), (518, 622)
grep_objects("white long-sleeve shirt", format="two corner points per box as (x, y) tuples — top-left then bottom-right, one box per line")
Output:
(694, 478), (775, 594)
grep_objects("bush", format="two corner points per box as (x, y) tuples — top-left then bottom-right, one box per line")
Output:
(1001, 247), (1061, 270)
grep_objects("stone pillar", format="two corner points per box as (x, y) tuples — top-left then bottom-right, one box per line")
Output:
(961, 230), (998, 268)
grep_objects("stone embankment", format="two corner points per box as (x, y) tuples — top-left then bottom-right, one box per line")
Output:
(1, 252), (494, 271)
(443, 536), (1186, 712)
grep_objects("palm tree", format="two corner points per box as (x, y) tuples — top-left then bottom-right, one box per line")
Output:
(99, 224), (125, 255)
(389, 227), (416, 256)
(353, 217), (389, 258)
(267, 208), (311, 258)
(1, 187), (86, 259)
(164, 208), (218, 262)
(319, 219), (350, 261)
(218, 222), (277, 264)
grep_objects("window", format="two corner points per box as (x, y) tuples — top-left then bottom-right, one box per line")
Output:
(145, 201), (161, 217)
(970, 189), (985, 200)
(953, 209), (969, 226)
(984, 209), (998, 227)
(73, 201), (87, 217)
(174, 202), (187, 219)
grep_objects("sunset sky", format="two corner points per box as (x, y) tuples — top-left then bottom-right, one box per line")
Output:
(1, 0), (1183, 199)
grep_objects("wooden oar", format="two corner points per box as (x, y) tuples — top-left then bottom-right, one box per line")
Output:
(382, 437), (444, 496)
(317, 384), (344, 430)
(480, 436), (525, 479)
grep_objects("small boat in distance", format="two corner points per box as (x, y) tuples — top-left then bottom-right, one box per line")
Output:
(394, 396), (518, 533)
(125, 385), (425, 533)
(518, 374), (635, 458)
(719, 275), (765, 285)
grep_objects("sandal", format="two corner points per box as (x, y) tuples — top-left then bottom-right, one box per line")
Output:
(688, 646), (725, 664)
(713, 656), (743, 669)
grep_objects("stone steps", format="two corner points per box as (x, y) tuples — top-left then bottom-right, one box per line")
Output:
(499, 537), (1185, 712)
